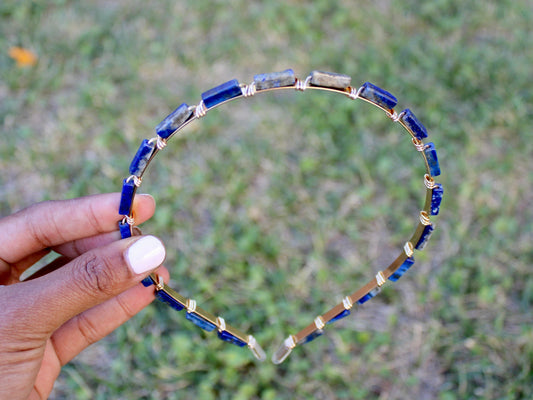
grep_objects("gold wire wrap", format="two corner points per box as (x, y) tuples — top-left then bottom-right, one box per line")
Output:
(119, 70), (441, 364)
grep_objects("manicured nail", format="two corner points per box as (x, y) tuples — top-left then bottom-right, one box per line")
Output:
(125, 235), (166, 274)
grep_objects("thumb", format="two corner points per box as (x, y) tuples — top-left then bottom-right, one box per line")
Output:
(9, 235), (165, 336)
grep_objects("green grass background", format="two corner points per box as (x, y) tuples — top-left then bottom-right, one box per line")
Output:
(1, 1), (532, 399)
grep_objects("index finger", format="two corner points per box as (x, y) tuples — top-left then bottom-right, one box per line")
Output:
(0, 193), (155, 265)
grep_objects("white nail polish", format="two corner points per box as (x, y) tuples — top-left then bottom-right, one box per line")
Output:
(125, 236), (166, 274)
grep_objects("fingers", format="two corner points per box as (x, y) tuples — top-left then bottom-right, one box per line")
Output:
(3, 235), (166, 337)
(52, 227), (140, 260)
(50, 266), (169, 366)
(20, 228), (143, 282)
(52, 230), (122, 259)
(7, 232), (124, 284)
(0, 193), (155, 265)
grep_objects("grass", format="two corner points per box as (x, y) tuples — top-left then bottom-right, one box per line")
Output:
(1, 0), (532, 398)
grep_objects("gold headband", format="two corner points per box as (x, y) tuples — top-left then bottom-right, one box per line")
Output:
(118, 69), (443, 364)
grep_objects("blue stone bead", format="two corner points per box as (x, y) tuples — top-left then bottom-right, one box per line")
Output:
(415, 224), (434, 250)
(119, 220), (132, 239)
(400, 109), (428, 140)
(129, 139), (155, 176)
(431, 183), (443, 216)
(119, 178), (136, 215)
(141, 276), (155, 287)
(254, 69), (296, 90)
(357, 287), (381, 305)
(155, 103), (192, 139)
(359, 82), (398, 109)
(423, 142), (441, 177)
(186, 312), (216, 332)
(201, 79), (242, 109)
(388, 257), (415, 282)
(302, 329), (324, 344)
(217, 330), (248, 347)
(156, 291), (185, 311)
(327, 309), (351, 325)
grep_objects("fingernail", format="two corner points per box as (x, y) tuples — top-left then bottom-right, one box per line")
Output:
(125, 236), (166, 274)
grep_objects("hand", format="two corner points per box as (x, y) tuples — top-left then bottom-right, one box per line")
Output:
(0, 193), (168, 400)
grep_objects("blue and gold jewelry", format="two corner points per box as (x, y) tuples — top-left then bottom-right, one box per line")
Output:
(118, 69), (443, 364)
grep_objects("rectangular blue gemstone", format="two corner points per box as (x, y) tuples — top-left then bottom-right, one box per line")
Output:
(302, 329), (324, 344)
(254, 69), (296, 90)
(186, 312), (216, 332)
(389, 257), (415, 282)
(201, 79), (242, 109)
(424, 142), (441, 177)
(400, 109), (428, 140)
(359, 82), (398, 109)
(431, 183), (443, 216)
(129, 139), (155, 176)
(119, 220), (132, 239)
(119, 178), (136, 215)
(217, 330), (247, 347)
(156, 291), (185, 311)
(141, 276), (154, 287)
(415, 224), (434, 250)
(155, 103), (192, 139)
(357, 287), (381, 305)
(326, 309), (351, 325)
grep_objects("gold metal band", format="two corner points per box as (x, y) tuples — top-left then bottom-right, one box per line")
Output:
(119, 70), (441, 364)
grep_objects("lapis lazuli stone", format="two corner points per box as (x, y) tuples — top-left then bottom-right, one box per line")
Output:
(129, 139), (155, 176)
(415, 224), (434, 250)
(309, 70), (351, 89)
(327, 309), (351, 325)
(400, 109), (428, 140)
(303, 329), (324, 344)
(155, 103), (193, 139)
(431, 183), (443, 216)
(357, 288), (381, 305)
(217, 330), (247, 347)
(359, 82), (398, 109)
(424, 142), (441, 177)
(186, 312), (216, 332)
(388, 257), (415, 282)
(254, 69), (296, 90)
(119, 178), (136, 215)
(201, 79), (242, 109)
(156, 291), (185, 312)
(119, 220), (132, 239)
(141, 276), (155, 287)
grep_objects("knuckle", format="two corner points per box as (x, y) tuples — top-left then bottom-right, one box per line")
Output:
(75, 312), (100, 347)
(25, 201), (63, 247)
(74, 252), (125, 296)
(115, 292), (136, 319)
